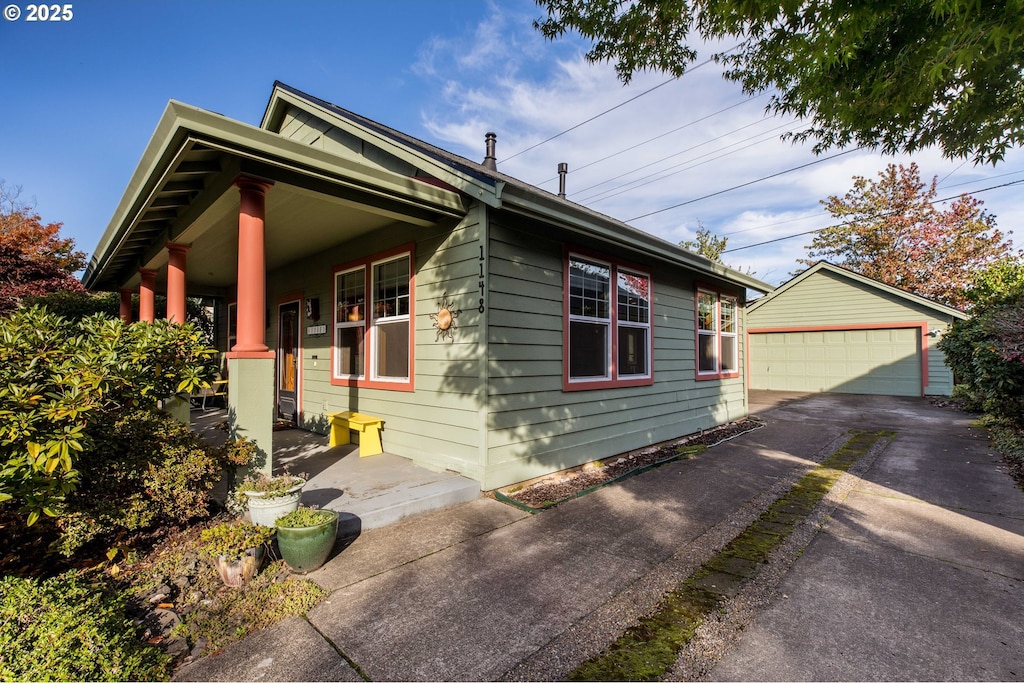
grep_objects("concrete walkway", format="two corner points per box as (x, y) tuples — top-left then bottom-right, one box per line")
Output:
(174, 393), (1024, 682)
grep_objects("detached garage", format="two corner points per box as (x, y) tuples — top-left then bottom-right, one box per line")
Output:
(747, 262), (968, 397)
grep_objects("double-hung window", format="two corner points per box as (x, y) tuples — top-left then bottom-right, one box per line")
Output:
(696, 288), (739, 379)
(565, 252), (652, 389)
(332, 247), (414, 390)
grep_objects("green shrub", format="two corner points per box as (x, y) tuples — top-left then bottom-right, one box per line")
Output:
(25, 290), (215, 345)
(983, 416), (1024, 485)
(275, 506), (333, 528)
(940, 299), (1024, 426)
(0, 572), (170, 681)
(0, 306), (217, 543)
(52, 409), (222, 556)
(200, 521), (275, 560)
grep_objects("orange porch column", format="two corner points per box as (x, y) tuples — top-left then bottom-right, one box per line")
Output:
(118, 288), (133, 323)
(138, 269), (157, 323)
(232, 177), (274, 353)
(165, 243), (190, 324)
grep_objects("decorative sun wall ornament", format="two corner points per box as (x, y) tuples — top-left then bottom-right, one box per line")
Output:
(430, 292), (461, 342)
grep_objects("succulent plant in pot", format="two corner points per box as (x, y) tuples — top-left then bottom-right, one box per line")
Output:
(274, 506), (340, 573)
(200, 520), (276, 587)
(232, 471), (306, 527)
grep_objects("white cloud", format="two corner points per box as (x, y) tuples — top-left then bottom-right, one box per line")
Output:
(410, 1), (1024, 286)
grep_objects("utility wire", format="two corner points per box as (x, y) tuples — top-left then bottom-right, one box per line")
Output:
(574, 116), (779, 199)
(536, 95), (764, 184)
(582, 123), (795, 204)
(719, 167), (1024, 239)
(627, 147), (863, 222)
(722, 177), (1024, 253)
(504, 49), (736, 162)
(504, 77), (678, 162)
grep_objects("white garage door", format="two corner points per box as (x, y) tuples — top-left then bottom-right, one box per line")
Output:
(749, 328), (922, 396)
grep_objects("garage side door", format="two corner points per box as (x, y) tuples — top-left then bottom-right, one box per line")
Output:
(749, 328), (921, 396)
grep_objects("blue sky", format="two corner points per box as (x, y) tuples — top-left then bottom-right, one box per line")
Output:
(3, 0), (1022, 285)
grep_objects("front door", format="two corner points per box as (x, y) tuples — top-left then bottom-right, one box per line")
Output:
(277, 301), (300, 421)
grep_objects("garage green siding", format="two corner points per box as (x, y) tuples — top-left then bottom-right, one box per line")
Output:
(747, 266), (961, 396)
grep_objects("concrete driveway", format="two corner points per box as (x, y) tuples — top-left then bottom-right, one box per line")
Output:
(707, 392), (1024, 681)
(174, 392), (1024, 682)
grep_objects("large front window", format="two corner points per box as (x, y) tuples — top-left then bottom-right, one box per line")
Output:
(372, 255), (411, 381)
(696, 288), (739, 378)
(566, 252), (652, 389)
(332, 247), (414, 390)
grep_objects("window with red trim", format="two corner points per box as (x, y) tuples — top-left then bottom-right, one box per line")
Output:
(332, 248), (413, 389)
(696, 288), (739, 379)
(566, 252), (652, 389)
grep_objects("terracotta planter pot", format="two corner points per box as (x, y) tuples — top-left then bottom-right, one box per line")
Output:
(244, 479), (304, 527)
(215, 546), (265, 587)
(276, 510), (340, 573)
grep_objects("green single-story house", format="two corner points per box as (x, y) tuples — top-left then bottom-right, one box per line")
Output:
(83, 82), (771, 490)
(746, 261), (968, 397)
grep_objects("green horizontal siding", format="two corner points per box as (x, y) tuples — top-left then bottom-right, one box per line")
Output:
(264, 207), (486, 480)
(480, 216), (748, 489)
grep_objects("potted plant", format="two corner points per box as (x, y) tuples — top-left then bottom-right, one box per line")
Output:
(274, 506), (340, 573)
(233, 471), (306, 527)
(200, 520), (275, 587)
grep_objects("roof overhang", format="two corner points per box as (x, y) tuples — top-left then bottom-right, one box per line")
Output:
(498, 182), (774, 294)
(747, 261), (969, 318)
(84, 101), (467, 291)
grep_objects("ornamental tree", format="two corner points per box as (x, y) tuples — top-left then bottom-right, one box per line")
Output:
(535, 0), (1024, 164)
(801, 163), (1015, 310)
(680, 225), (728, 263)
(0, 182), (85, 315)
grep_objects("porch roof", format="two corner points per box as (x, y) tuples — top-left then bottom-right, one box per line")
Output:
(83, 101), (468, 293)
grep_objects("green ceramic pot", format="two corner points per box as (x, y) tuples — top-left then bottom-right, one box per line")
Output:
(275, 510), (340, 573)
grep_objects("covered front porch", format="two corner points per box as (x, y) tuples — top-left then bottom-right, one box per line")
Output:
(192, 408), (479, 535)
(83, 90), (469, 476)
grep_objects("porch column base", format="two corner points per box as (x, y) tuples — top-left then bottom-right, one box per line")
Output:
(227, 355), (275, 478)
(160, 395), (191, 425)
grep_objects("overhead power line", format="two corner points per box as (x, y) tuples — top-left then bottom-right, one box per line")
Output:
(722, 177), (1024, 253)
(718, 166), (1024, 239)
(575, 117), (783, 200)
(626, 147), (863, 222)
(536, 95), (764, 184)
(504, 49), (737, 162)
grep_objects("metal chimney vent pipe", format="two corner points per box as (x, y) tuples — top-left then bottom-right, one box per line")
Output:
(483, 132), (497, 171)
(557, 162), (568, 198)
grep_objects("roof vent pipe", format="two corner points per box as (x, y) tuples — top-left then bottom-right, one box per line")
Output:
(483, 132), (497, 171)
(557, 162), (568, 198)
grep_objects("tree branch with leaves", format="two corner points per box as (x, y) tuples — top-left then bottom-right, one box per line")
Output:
(535, 0), (1024, 164)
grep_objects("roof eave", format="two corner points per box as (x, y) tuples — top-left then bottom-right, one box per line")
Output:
(85, 102), (467, 290)
(499, 184), (774, 294)
(747, 261), (968, 318)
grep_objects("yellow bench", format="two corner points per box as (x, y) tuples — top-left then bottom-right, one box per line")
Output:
(328, 411), (384, 457)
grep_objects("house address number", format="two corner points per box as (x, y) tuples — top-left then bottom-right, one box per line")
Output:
(478, 245), (486, 313)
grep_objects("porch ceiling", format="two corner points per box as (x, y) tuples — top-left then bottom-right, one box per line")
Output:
(125, 177), (398, 293)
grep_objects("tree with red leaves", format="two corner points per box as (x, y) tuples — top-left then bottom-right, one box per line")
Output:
(0, 182), (85, 315)
(802, 163), (1016, 310)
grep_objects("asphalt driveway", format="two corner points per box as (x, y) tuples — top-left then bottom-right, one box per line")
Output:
(175, 392), (1024, 682)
